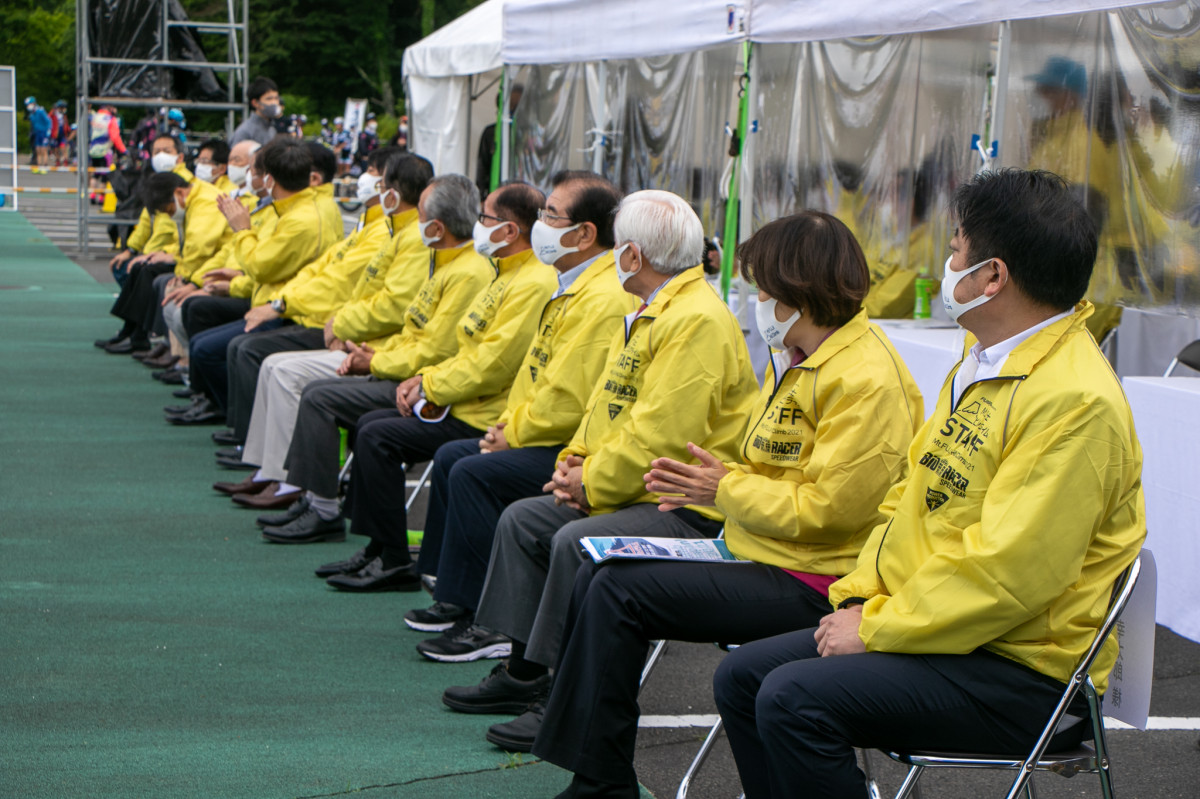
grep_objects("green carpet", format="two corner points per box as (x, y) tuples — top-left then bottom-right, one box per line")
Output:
(0, 213), (649, 798)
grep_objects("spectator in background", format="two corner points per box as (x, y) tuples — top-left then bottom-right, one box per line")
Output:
(332, 117), (354, 177)
(356, 114), (379, 173)
(25, 97), (53, 174)
(88, 104), (127, 200)
(477, 85), (523, 198)
(232, 76), (282, 147)
(194, 139), (232, 192)
(50, 100), (69, 166)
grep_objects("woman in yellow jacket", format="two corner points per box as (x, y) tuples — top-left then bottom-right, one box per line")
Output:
(531, 210), (925, 795)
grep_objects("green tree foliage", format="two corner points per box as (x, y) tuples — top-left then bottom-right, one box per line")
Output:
(1, 0), (74, 150)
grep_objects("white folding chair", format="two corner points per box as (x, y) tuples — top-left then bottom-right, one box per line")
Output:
(881, 551), (1147, 799)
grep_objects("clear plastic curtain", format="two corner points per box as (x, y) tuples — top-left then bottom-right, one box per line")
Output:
(584, 47), (739, 235)
(749, 29), (993, 317)
(509, 63), (587, 191)
(1004, 2), (1200, 311)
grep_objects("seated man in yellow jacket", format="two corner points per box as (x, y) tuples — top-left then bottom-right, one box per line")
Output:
(171, 137), (342, 426)
(250, 174), (494, 541)
(430, 191), (760, 746)
(713, 169), (1145, 799)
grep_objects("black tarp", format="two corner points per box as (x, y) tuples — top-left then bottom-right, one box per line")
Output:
(88, 0), (228, 101)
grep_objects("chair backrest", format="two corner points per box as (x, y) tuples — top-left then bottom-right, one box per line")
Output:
(1163, 339), (1200, 376)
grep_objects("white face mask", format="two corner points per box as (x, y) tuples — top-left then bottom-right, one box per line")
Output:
(356, 172), (381, 203)
(151, 152), (178, 173)
(755, 295), (801, 351)
(419, 219), (441, 247)
(380, 189), (400, 216)
(612, 243), (638, 287)
(941, 254), (996, 322)
(472, 219), (511, 257)
(531, 220), (581, 265)
(194, 163), (215, 183)
(171, 195), (186, 223)
(263, 174), (277, 199)
(227, 164), (249, 187)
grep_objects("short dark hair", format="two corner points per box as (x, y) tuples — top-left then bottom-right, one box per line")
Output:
(153, 133), (182, 155)
(367, 145), (403, 173)
(737, 210), (869, 327)
(952, 169), (1098, 310)
(491, 180), (545, 234)
(305, 141), (336, 184)
(259, 137), (312, 192)
(143, 171), (189, 212)
(551, 170), (623, 248)
(198, 138), (229, 165)
(248, 76), (278, 104)
(384, 153), (434, 207)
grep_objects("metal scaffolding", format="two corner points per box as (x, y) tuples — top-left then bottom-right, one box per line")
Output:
(75, 0), (250, 255)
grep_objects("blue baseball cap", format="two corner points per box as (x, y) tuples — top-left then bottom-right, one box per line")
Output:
(1027, 56), (1087, 97)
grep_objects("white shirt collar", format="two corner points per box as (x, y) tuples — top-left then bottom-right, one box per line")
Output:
(551, 251), (605, 299)
(952, 308), (1073, 405)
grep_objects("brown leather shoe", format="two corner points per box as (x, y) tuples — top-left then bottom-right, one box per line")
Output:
(213, 475), (270, 496)
(233, 482), (302, 509)
(134, 342), (170, 362)
(143, 353), (180, 370)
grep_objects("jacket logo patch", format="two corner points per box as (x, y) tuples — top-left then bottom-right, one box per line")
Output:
(607, 403), (622, 420)
(529, 365), (538, 382)
(925, 488), (949, 511)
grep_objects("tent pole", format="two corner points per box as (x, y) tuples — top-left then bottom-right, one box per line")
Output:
(491, 70), (504, 192)
(989, 20), (1011, 169)
(720, 41), (752, 303)
(736, 44), (759, 327)
(593, 61), (607, 175)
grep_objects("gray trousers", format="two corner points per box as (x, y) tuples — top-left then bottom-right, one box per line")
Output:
(226, 325), (327, 440)
(474, 496), (713, 668)
(283, 376), (399, 498)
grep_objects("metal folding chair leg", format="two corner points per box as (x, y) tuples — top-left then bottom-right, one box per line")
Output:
(405, 461), (435, 513)
(675, 717), (724, 799)
(640, 639), (668, 688)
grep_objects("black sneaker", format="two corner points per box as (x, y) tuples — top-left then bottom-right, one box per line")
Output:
(442, 663), (550, 715)
(256, 495), (310, 528)
(485, 702), (545, 753)
(416, 621), (511, 663)
(404, 601), (468, 632)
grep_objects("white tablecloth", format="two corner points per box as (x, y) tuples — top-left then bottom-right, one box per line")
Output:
(874, 320), (965, 419)
(1123, 376), (1200, 643)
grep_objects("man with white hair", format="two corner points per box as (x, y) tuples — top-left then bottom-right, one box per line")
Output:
(431, 189), (760, 753)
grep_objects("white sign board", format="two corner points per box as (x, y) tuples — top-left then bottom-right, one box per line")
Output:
(342, 98), (368, 156)
(1103, 549), (1156, 730)
(0, 66), (17, 211)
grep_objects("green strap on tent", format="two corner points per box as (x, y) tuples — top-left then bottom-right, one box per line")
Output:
(490, 71), (505, 193)
(720, 41), (753, 303)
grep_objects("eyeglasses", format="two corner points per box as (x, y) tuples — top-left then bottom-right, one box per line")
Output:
(478, 212), (508, 225)
(537, 208), (573, 225)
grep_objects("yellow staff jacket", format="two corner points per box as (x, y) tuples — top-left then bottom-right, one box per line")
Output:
(126, 162), (193, 252)
(368, 241), (494, 381)
(173, 178), (231, 281)
(277, 205), (391, 329)
(214, 174), (238, 194)
(498, 252), (635, 449)
(214, 202), (277, 293)
(829, 302), (1145, 693)
(136, 211), (180, 258)
(718, 310), (924, 575)
(420, 249), (557, 430)
(332, 208), (428, 345)
(560, 266), (759, 517)
(230, 186), (340, 306)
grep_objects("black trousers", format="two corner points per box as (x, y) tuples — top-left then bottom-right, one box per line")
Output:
(226, 325), (327, 440)
(181, 295), (250, 340)
(283, 377), (400, 498)
(109, 261), (174, 344)
(710, 628), (1090, 799)
(343, 409), (485, 557)
(532, 560), (832, 788)
(425, 442), (560, 608)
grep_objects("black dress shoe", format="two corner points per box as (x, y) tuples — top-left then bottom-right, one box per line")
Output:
(172, 387), (197, 399)
(485, 703), (545, 753)
(212, 429), (244, 446)
(443, 664), (550, 715)
(103, 338), (134, 354)
(214, 446), (243, 459)
(135, 342), (170, 362)
(168, 408), (225, 426)
(261, 508), (345, 544)
(314, 547), (374, 578)
(216, 454), (258, 470)
(130, 348), (152, 359)
(158, 370), (187, 385)
(325, 557), (420, 592)
(256, 495), (309, 528)
(165, 396), (207, 415)
(94, 333), (124, 348)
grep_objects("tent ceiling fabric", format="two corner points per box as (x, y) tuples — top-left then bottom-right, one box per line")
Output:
(501, 0), (746, 64)
(402, 0), (503, 79)
(499, 0), (1168, 64)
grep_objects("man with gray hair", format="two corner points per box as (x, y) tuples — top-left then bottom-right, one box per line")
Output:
(430, 189), (760, 753)
(258, 174), (495, 543)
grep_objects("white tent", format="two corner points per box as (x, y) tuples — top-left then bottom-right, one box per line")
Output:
(401, 0), (505, 176)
